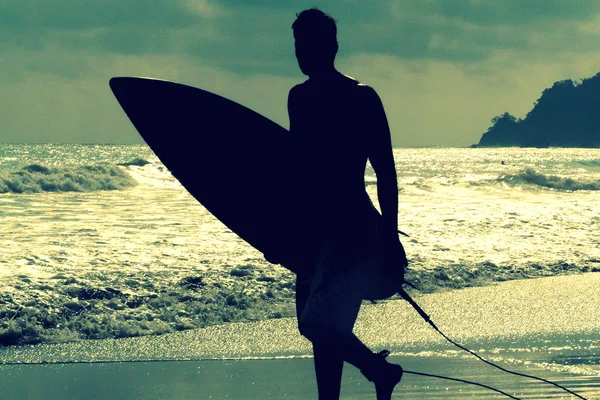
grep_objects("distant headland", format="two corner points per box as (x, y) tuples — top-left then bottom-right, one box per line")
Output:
(475, 72), (600, 148)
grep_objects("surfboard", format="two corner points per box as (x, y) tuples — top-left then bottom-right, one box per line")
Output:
(109, 77), (320, 274)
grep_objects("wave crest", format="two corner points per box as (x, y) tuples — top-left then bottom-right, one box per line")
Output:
(575, 159), (600, 170)
(117, 158), (151, 167)
(0, 163), (137, 194)
(498, 168), (600, 191)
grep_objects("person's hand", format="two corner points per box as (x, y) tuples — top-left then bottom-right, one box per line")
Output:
(263, 251), (282, 265)
(379, 218), (398, 237)
(378, 219), (408, 270)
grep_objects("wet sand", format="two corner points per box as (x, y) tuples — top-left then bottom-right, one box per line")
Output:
(1, 273), (599, 399)
(1, 355), (597, 399)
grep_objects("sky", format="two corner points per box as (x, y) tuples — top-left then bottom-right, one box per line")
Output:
(2, 0), (600, 147)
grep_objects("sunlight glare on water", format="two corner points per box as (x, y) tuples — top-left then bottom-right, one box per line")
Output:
(0, 145), (598, 350)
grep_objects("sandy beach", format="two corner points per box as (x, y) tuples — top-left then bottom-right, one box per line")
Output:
(1, 273), (599, 399)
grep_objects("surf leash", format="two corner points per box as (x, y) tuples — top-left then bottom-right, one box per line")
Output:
(397, 229), (409, 237)
(397, 288), (589, 400)
(404, 370), (522, 399)
(377, 349), (523, 399)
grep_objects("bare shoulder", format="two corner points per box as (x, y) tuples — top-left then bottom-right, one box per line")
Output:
(289, 80), (310, 96)
(341, 74), (372, 93)
(291, 83), (314, 111)
(353, 82), (381, 106)
(340, 73), (360, 85)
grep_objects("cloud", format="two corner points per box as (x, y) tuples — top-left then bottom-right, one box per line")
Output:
(0, 0), (220, 64)
(338, 0), (600, 63)
(341, 49), (600, 147)
(0, 46), (297, 144)
(3, 0), (600, 145)
(180, 1), (600, 72)
(422, 0), (600, 26)
(4, 0), (600, 76)
(0, 0), (198, 31)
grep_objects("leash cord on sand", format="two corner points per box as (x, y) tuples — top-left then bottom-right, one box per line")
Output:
(398, 288), (589, 400)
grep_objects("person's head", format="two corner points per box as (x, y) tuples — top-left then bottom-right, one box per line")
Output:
(292, 8), (338, 76)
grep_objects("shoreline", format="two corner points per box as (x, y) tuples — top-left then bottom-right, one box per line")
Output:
(1, 260), (596, 347)
(1, 273), (599, 399)
(1, 355), (598, 400)
(2, 273), (599, 364)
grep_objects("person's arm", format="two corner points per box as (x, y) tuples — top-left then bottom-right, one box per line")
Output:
(263, 86), (302, 267)
(365, 87), (398, 230)
(365, 87), (407, 271)
(288, 85), (300, 134)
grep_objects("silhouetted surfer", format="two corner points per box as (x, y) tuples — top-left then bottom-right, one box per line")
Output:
(288, 8), (405, 400)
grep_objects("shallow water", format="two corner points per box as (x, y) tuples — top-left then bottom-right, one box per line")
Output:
(1, 357), (597, 399)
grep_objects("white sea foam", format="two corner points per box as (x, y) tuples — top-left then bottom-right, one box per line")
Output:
(497, 168), (600, 190)
(0, 163), (138, 193)
(0, 145), (599, 346)
(574, 159), (600, 170)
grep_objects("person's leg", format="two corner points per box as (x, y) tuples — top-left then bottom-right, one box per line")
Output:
(299, 260), (403, 400)
(295, 273), (312, 320)
(313, 340), (343, 400)
(307, 327), (403, 400)
(297, 272), (345, 399)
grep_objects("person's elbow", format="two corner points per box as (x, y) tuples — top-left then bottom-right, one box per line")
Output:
(377, 173), (397, 188)
(372, 161), (397, 184)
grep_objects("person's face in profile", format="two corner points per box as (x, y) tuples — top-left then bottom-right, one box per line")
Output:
(294, 33), (337, 76)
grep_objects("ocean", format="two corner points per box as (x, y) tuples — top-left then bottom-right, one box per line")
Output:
(0, 144), (599, 348)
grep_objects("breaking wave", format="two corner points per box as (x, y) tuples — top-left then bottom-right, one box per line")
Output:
(117, 158), (151, 167)
(0, 163), (138, 194)
(575, 159), (600, 170)
(498, 168), (600, 191)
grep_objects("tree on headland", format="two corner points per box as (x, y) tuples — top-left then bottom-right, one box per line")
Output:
(480, 112), (521, 146)
(477, 73), (600, 147)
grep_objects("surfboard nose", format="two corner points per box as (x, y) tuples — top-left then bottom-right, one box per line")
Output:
(110, 77), (142, 110)
(109, 77), (187, 134)
(109, 76), (138, 94)
(110, 77), (158, 105)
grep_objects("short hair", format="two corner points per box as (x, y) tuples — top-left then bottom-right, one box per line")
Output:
(292, 8), (337, 44)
